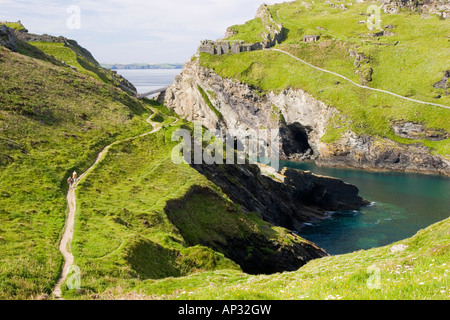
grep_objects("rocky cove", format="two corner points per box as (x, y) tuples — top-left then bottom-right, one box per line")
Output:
(158, 57), (450, 177)
(152, 60), (449, 260)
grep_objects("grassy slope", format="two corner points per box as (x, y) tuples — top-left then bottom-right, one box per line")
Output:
(226, 18), (267, 43)
(62, 106), (449, 301)
(67, 121), (241, 297)
(0, 43), (315, 299)
(1, 8), (448, 300)
(0, 46), (153, 299)
(199, 0), (450, 156)
(25, 41), (131, 91)
(65, 114), (316, 299)
(97, 216), (450, 300)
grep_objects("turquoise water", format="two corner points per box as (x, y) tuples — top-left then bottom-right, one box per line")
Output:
(281, 161), (450, 255)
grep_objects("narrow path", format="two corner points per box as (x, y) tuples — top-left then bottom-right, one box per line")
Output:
(269, 48), (450, 110)
(52, 111), (174, 299)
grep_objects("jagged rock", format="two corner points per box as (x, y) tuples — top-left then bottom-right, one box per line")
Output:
(224, 27), (237, 39)
(385, 24), (397, 29)
(0, 25), (17, 51)
(142, 220), (150, 228)
(190, 161), (368, 232)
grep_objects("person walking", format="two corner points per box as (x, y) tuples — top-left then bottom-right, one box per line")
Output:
(67, 176), (73, 187)
(72, 171), (78, 183)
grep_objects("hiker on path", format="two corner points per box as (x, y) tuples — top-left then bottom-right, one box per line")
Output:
(72, 171), (78, 183)
(67, 176), (73, 187)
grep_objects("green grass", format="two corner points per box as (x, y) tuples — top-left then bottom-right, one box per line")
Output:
(0, 47), (153, 299)
(225, 18), (267, 43)
(199, 0), (450, 155)
(99, 217), (450, 300)
(66, 125), (241, 296)
(27, 42), (96, 77)
(23, 41), (134, 93)
(63, 121), (313, 299)
(1, 21), (27, 31)
(197, 85), (223, 120)
(1, 2), (449, 300)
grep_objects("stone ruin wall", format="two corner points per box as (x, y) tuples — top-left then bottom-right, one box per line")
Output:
(198, 4), (284, 56)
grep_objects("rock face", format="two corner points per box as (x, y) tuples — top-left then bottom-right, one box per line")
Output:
(159, 59), (450, 176)
(392, 121), (448, 141)
(191, 162), (369, 232)
(0, 25), (17, 52)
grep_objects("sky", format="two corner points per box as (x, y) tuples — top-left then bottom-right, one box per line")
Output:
(1, 0), (281, 64)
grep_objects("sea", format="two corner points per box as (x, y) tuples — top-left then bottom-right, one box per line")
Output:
(116, 69), (182, 97)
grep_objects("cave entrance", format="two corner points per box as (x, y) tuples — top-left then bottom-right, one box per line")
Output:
(281, 123), (313, 159)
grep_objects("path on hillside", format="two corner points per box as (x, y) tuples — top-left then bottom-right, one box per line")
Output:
(52, 111), (175, 300)
(269, 48), (450, 110)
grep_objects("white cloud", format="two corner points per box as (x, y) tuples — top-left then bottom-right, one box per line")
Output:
(0, 0), (282, 63)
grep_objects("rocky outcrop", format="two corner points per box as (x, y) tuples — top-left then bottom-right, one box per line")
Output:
(190, 162), (369, 232)
(392, 121), (449, 141)
(14, 30), (66, 43)
(254, 3), (284, 46)
(0, 25), (17, 52)
(381, 0), (450, 18)
(316, 133), (450, 176)
(159, 59), (450, 176)
(198, 40), (264, 55)
(164, 185), (329, 275)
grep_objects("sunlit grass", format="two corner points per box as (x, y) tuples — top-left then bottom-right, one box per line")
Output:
(200, 0), (450, 153)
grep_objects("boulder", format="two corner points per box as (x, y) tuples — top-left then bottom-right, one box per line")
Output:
(0, 25), (17, 51)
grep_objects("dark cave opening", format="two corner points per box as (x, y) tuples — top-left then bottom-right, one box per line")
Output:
(281, 123), (313, 158)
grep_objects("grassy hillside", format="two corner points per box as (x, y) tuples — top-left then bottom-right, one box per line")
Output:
(1, 10), (448, 301)
(0, 45), (152, 299)
(0, 20), (138, 95)
(21, 41), (136, 93)
(60, 113), (322, 298)
(67, 209), (450, 300)
(200, 0), (450, 156)
(63, 112), (450, 300)
(0, 31), (321, 299)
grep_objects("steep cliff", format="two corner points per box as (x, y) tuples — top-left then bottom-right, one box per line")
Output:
(160, 58), (450, 176)
(189, 158), (368, 232)
(0, 25), (17, 52)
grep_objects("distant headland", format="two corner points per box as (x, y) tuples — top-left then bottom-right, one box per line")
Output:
(101, 63), (184, 70)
